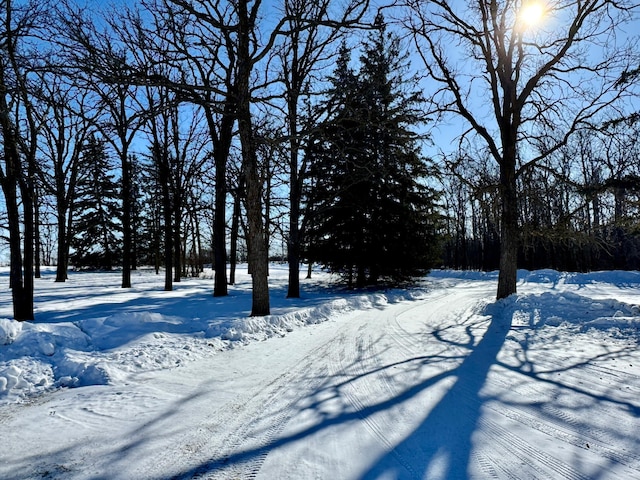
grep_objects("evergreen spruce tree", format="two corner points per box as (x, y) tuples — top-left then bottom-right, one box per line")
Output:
(136, 157), (164, 271)
(306, 15), (441, 287)
(71, 135), (122, 269)
(306, 42), (368, 286)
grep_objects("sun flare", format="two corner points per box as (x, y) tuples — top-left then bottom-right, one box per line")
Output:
(520, 2), (545, 28)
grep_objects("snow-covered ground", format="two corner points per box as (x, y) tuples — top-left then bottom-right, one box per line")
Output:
(1, 265), (639, 479)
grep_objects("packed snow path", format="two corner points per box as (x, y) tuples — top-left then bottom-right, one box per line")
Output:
(1, 273), (640, 479)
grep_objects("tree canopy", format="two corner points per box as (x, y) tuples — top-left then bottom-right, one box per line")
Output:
(0, 0), (638, 320)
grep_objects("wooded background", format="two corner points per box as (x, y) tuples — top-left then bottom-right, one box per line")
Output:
(1, 0), (638, 319)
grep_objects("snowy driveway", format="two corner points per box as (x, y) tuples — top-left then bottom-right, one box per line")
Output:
(2, 272), (640, 479)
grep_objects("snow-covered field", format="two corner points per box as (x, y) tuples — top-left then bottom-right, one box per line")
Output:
(1, 265), (639, 479)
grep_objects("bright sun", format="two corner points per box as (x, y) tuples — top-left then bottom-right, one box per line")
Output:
(520, 2), (545, 28)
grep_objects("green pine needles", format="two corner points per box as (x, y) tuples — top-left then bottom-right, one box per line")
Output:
(304, 15), (442, 288)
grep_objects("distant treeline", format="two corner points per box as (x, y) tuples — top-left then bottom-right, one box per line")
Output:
(442, 227), (640, 272)
(441, 124), (640, 273)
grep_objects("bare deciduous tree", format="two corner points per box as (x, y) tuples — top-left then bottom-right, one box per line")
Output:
(277, 0), (371, 298)
(56, 2), (148, 288)
(0, 0), (48, 320)
(36, 76), (94, 283)
(130, 0), (237, 298)
(404, 0), (638, 298)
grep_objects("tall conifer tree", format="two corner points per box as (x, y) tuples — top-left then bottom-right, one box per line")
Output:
(306, 15), (440, 286)
(71, 135), (122, 269)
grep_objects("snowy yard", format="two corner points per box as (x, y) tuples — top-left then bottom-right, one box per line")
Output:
(1, 265), (639, 479)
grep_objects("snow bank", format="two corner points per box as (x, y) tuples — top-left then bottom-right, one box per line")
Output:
(0, 319), (97, 400)
(506, 291), (640, 332)
(209, 289), (426, 344)
(2, 266), (639, 405)
(431, 268), (640, 289)
(0, 266), (428, 404)
(430, 269), (640, 343)
(0, 318), (22, 345)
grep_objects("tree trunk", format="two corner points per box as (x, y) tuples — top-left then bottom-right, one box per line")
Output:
(194, 205), (204, 274)
(173, 190), (182, 283)
(496, 153), (518, 300)
(4, 178), (33, 320)
(287, 114), (301, 298)
(34, 186), (41, 279)
(0, 73), (34, 320)
(0, 163), (35, 320)
(20, 176), (35, 319)
(242, 151), (270, 315)
(121, 152), (132, 288)
(158, 143), (173, 291)
(237, 0), (269, 316)
(55, 207), (68, 282)
(213, 174), (229, 294)
(154, 210), (161, 275)
(181, 235), (188, 278)
(204, 104), (233, 297)
(287, 215), (301, 297)
(229, 187), (242, 285)
(592, 195), (601, 231)
(55, 152), (78, 282)
(163, 196), (173, 291)
(264, 158), (271, 278)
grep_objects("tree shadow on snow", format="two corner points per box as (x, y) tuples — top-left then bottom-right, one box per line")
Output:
(358, 302), (512, 479)
(13, 268), (638, 479)
(161, 300), (512, 480)
(161, 290), (640, 480)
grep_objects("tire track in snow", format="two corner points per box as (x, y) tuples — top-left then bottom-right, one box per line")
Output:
(331, 313), (422, 479)
(530, 356), (640, 405)
(378, 281), (639, 479)
(175, 282), (494, 479)
(182, 336), (337, 480)
(444, 346), (640, 478)
(491, 340), (640, 472)
(470, 449), (518, 480)
(485, 413), (605, 480)
(488, 400), (640, 471)
(385, 290), (452, 353)
(409, 288), (558, 480)
(479, 360), (640, 462)
(169, 280), (640, 480)
(323, 283), (495, 478)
